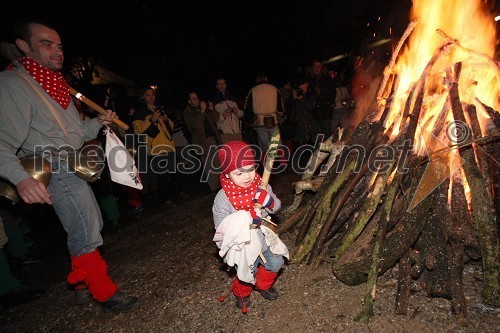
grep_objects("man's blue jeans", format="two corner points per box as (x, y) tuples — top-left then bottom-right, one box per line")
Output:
(47, 161), (103, 256)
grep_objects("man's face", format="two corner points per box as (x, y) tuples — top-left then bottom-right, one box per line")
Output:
(216, 79), (227, 93)
(23, 23), (64, 71)
(312, 61), (322, 76)
(188, 93), (200, 107)
(142, 89), (156, 106)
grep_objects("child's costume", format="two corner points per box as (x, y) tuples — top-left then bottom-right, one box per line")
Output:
(212, 141), (289, 310)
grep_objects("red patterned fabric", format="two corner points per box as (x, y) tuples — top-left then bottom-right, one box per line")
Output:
(8, 57), (70, 109)
(220, 173), (261, 211)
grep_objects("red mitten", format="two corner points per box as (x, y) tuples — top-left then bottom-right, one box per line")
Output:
(253, 189), (275, 209)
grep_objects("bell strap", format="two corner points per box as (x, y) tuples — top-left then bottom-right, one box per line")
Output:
(17, 72), (77, 148)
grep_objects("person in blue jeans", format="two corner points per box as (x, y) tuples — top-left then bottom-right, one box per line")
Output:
(0, 20), (139, 312)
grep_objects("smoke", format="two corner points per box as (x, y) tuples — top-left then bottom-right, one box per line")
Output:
(344, 57), (382, 132)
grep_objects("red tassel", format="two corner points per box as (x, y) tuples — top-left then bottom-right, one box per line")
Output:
(218, 284), (233, 302)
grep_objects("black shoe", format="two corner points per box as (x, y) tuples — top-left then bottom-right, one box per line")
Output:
(74, 286), (92, 305)
(257, 286), (279, 300)
(0, 286), (45, 308)
(235, 295), (251, 309)
(100, 291), (140, 313)
(129, 205), (143, 215)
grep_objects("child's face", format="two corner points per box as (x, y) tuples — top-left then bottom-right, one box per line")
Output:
(228, 164), (257, 188)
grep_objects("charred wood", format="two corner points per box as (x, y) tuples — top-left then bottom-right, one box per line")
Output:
(395, 249), (414, 315)
(449, 243), (469, 327)
(449, 62), (499, 306)
(419, 165), (451, 299)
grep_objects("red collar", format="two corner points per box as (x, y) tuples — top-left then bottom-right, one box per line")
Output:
(8, 57), (70, 109)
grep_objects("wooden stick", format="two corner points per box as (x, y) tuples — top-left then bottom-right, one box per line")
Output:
(69, 87), (129, 131)
(356, 171), (400, 323)
(377, 21), (417, 102)
(449, 243), (469, 327)
(255, 130), (281, 263)
(395, 249), (413, 315)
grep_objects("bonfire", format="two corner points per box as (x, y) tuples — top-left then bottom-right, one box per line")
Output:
(279, 0), (499, 326)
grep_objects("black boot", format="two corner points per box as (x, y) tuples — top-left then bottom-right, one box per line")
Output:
(74, 285), (92, 305)
(99, 291), (140, 313)
(257, 286), (279, 300)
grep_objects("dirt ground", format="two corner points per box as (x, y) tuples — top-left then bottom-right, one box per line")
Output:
(1, 170), (499, 333)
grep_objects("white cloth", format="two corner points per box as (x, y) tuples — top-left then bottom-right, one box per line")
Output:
(213, 210), (289, 283)
(262, 225), (289, 260)
(214, 100), (243, 134)
(104, 126), (143, 189)
(213, 211), (261, 283)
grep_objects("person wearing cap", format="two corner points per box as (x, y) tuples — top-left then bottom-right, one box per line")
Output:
(212, 141), (285, 311)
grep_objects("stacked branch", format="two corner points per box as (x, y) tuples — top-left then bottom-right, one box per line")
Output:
(279, 26), (499, 325)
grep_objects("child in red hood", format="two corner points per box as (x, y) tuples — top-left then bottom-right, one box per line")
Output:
(212, 141), (285, 311)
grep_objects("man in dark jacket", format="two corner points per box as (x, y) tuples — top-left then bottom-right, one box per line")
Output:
(307, 60), (336, 140)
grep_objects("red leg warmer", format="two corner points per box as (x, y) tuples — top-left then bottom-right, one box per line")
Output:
(67, 250), (118, 302)
(232, 277), (253, 298)
(255, 265), (278, 291)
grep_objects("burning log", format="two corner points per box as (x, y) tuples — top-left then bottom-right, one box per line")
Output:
(279, 8), (499, 325)
(448, 62), (499, 306)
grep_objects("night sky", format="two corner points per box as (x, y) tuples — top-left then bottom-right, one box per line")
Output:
(0, 0), (412, 106)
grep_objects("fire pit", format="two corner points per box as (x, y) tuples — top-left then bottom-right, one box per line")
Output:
(279, 0), (499, 326)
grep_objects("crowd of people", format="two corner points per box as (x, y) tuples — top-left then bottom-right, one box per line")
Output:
(0, 19), (361, 313)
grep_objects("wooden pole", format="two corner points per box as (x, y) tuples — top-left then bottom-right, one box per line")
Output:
(69, 87), (129, 131)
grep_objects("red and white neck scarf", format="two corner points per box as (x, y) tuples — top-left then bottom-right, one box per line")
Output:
(8, 57), (70, 109)
(220, 173), (262, 211)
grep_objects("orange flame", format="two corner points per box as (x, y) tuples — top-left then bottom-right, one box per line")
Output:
(385, 0), (498, 153)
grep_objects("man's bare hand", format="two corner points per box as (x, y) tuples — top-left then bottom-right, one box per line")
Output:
(17, 177), (52, 205)
(96, 109), (117, 126)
